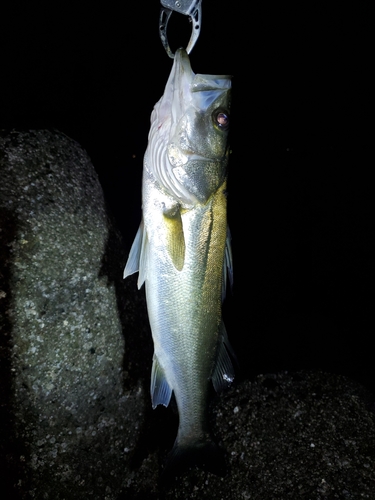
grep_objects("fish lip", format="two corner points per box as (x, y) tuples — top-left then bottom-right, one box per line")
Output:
(171, 47), (195, 110)
(155, 47), (195, 140)
(174, 47), (193, 75)
(167, 47), (195, 100)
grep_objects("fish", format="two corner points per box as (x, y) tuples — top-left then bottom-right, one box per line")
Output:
(123, 47), (235, 476)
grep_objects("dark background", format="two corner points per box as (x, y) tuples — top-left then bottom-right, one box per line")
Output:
(1, 2), (374, 393)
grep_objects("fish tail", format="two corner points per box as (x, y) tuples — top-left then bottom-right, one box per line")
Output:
(161, 436), (227, 481)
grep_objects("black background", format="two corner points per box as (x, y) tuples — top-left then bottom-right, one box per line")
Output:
(1, 2), (374, 393)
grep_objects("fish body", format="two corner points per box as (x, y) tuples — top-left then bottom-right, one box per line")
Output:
(124, 48), (234, 474)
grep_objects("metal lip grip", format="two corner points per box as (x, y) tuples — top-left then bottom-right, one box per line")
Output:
(159, 0), (202, 58)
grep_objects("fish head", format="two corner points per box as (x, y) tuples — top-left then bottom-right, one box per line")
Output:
(146, 48), (232, 206)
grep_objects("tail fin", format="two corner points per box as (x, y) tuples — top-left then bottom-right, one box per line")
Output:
(161, 436), (227, 482)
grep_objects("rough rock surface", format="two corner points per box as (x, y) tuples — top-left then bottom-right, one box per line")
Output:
(1, 130), (375, 500)
(206, 371), (375, 500)
(0, 130), (150, 499)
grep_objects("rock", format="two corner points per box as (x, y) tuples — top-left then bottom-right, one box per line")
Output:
(208, 371), (375, 500)
(0, 130), (149, 499)
(1, 131), (375, 499)
(119, 371), (375, 499)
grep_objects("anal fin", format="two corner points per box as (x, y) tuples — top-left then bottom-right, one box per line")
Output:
(151, 354), (172, 409)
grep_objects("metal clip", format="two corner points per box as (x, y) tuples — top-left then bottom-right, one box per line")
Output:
(159, 0), (202, 58)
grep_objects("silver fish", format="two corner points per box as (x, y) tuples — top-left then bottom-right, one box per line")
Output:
(124, 48), (234, 475)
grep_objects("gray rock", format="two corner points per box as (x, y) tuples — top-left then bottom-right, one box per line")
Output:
(208, 371), (375, 500)
(1, 130), (375, 500)
(122, 371), (375, 500)
(0, 129), (149, 499)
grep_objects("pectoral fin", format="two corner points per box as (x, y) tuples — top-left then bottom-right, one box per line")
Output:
(212, 322), (236, 392)
(123, 219), (149, 289)
(163, 209), (185, 271)
(151, 354), (173, 409)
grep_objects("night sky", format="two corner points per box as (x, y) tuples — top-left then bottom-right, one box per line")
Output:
(1, 2), (374, 393)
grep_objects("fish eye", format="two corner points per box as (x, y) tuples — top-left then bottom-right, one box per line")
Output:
(213, 109), (230, 130)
